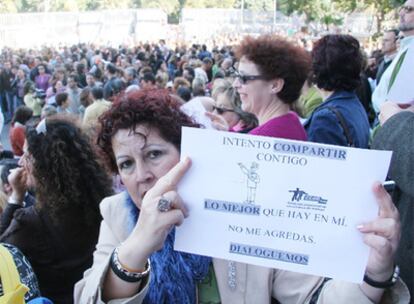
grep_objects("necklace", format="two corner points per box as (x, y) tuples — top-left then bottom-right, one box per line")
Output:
(228, 261), (237, 290)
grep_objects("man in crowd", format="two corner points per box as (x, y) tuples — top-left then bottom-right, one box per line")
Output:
(372, 0), (414, 112)
(83, 86), (111, 129)
(103, 63), (120, 100)
(86, 73), (101, 89)
(372, 102), (414, 297)
(376, 29), (399, 84)
(66, 74), (81, 114)
(0, 61), (14, 122)
(140, 72), (156, 90)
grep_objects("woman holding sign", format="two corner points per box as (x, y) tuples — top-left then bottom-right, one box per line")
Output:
(75, 89), (408, 304)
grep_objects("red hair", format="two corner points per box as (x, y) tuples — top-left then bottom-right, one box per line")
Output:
(236, 35), (311, 104)
(97, 89), (199, 172)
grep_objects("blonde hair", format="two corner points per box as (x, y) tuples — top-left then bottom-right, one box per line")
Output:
(212, 78), (259, 130)
(212, 79), (241, 109)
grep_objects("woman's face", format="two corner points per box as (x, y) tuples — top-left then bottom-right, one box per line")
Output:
(17, 69), (25, 79)
(57, 71), (65, 81)
(55, 80), (63, 90)
(112, 125), (180, 208)
(213, 92), (240, 128)
(233, 57), (274, 118)
(38, 65), (45, 75)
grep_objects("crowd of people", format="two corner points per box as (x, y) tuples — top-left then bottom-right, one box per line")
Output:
(0, 0), (413, 303)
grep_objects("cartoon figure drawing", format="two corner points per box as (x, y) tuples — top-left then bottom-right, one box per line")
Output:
(289, 188), (307, 202)
(238, 162), (260, 204)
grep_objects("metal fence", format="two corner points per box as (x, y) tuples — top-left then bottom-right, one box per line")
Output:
(0, 9), (168, 48)
(0, 8), (378, 48)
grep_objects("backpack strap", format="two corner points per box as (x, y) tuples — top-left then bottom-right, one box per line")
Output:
(0, 244), (29, 304)
(326, 106), (355, 147)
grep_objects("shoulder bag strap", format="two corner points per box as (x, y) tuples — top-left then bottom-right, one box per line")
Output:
(326, 106), (355, 147)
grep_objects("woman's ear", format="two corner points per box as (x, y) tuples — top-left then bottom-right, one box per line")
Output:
(270, 78), (284, 94)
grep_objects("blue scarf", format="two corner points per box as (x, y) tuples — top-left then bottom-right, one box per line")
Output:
(125, 193), (211, 304)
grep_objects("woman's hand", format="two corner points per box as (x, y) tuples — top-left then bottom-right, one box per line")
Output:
(358, 182), (400, 283)
(205, 112), (230, 131)
(118, 157), (192, 269)
(8, 167), (28, 204)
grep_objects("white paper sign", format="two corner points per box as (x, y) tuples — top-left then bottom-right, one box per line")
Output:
(175, 127), (392, 283)
(387, 46), (414, 104)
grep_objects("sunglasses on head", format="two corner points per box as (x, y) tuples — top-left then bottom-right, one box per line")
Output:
(212, 105), (235, 115)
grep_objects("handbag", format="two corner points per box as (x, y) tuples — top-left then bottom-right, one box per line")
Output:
(0, 243), (29, 304)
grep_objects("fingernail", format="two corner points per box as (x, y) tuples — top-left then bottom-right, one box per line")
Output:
(356, 224), (364, 230)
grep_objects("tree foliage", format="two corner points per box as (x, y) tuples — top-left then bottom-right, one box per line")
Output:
(279, 0), (342, 25)
(0, 0), (405, 34)
(0, 0), (18, 13)
(332, 0), (404, 32)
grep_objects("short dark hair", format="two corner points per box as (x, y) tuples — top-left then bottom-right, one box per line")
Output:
(80, 87), (92, 107)
(236, 35), (311, 104)
(106, 63), (117, 75)
(76, 63), (85, 74)
(97, 89), (199, 173)
(184, 66), (195, 78)
(12, 106), (33, 124)
(202, 57), (213, 65)
(385, 29), (399, 39)
(177, 86), (192, 102)
(55, 92), (69, 106)
(91, 86), (104, 100)
(67, 74), (78, 83)
(142, 72), (156, 84)
(312, 34), (363, 92)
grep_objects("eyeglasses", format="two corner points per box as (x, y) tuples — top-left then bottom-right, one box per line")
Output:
(399, 5), (414, 13)
(212, 105), (235, 115)
(233, 70), (264, 85)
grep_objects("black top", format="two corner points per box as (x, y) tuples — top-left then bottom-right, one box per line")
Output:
(0, 205), (99, 304)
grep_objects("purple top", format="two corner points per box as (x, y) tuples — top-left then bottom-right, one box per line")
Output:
(35, 74), (51, 91)
(249, 111), (307, 141)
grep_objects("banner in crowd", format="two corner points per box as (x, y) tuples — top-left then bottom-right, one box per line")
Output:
(175, 127), (392, 283)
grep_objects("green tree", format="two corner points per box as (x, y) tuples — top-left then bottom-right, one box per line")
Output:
(15, 0), (43, 12)
(233, 0), (273, 11)
(278, 0), (343, 28)
(100, 0), (132, 9)
(140, 0), (180, 14)
(333, 0), (404, 33)
(279, 0), (340, 24)
(185, 0), (236, 8)
(0, 0), (18, 13)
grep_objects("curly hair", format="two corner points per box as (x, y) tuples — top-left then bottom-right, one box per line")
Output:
(26, 116), (112, 229)
(312, 34), (363, 91)
(235, 35), (311, 104)
(97, 89), (199, 173)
